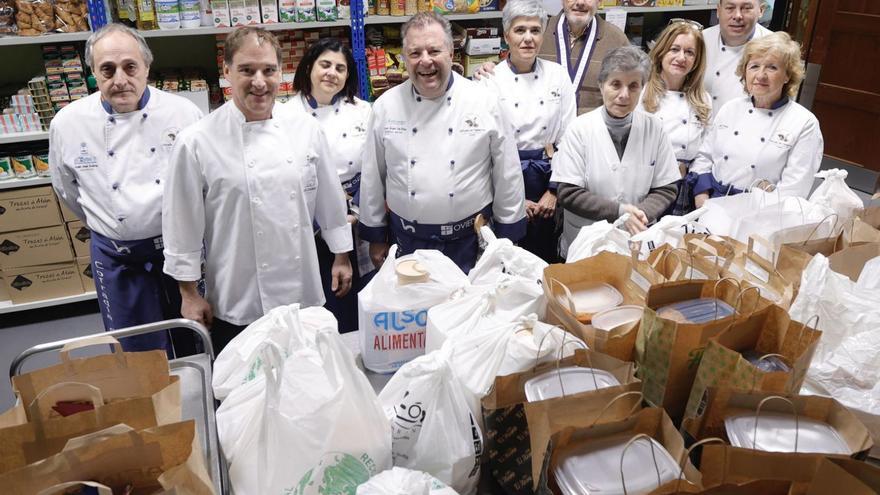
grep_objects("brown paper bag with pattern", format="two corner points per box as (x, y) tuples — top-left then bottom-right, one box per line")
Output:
(722, 236), (795, 308)
(683, 304), (821, 419)
(543, 251), (662, 361)
(482, 348), (638, 494)
(635, 279), (769, 421)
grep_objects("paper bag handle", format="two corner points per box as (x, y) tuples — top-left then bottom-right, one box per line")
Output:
(749, 354), (791, 392)
(547, 278), (578, 315)
(659, 248), (690, 281)
(675, 437), (727, 491)
(37, 481), (113, 495)
(752, 395), (799, 452)
(802, 213), (840, 245)
(553, 331), (596, 397)
(29, 381), (105, 422)
(712, 278), (741, 318)
(620, 434), (663, 495)
(794, 315), (820, 355)
(734, 285), (761, 317)
(59, 335), (124, 364)
(590, 391), (643, 427)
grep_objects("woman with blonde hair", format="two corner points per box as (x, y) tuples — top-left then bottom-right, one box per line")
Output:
(638, 19), (711, 215)
(692, 31), (823, 205)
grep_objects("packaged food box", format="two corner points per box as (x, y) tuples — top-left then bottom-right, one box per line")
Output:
(0, 225), (75, 269)
(76, 256), (94, 292)
(278, 0), (295, 21)
(295, 0), (315, 21)
(32, 153), (50, 177)
(210, 0), (231, 26)
(11, 154), (36, 178)
(259, 0), (278, 22)
(0, 186), (63, 233)
(66, 220), (90, 258)
(0, 156), (12, 180)
(244, 0), (260, 23)
(315, 0), (336, 20)
(1, 262), (84, 305)
(464, 36), (501, 56)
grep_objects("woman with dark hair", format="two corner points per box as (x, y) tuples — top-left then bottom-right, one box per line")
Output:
(288, 38), (372, 332)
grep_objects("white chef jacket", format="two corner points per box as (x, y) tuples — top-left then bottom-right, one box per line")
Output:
(162, 101), (352, 325)
(359, 73), (526, 235)
(690, 96), (824, 198)
(551, 107), (680, 250)
(703, 24), (772, 116)
(637, 91), (711, 162)
(287, 94), (372, 182)
(49, 87), (203, 241)
(481, 58), (577, 150)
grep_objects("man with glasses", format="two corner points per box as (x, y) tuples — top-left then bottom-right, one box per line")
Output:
(49, 23), (203, 354)
(703, 0), (771, 115)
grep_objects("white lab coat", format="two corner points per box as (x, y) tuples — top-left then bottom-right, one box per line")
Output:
(482, 58), (577, 150)
(551, 107), (680, 251)
(49, 87), (203, 240)
(637, 90), (711, 162)
(703, 24), (772, 116)
(286, 94), (372, 182)
(690, 96), (824, 198)
(359, 73), (526, 234)
(162, 101), (352, 325)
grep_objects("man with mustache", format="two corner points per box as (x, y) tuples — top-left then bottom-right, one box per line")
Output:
(477, 0), (628, 114)
(359, 12), (526, 273)
(703, 0), (771, 115)
(162, 27), (352, 352)
(49, 24), (203, 354)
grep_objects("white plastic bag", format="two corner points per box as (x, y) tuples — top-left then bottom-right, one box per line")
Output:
(357, 467), (459, 495)
(378, 352), (482, 495)
(469, 226), (547, 285)
(789, 254), (880, 443)
(565, 220), (631, 263)
(629, 208), (709, 258)
(425, 278), (546, 352)
(359, 245), (469, 373)
(857, 256), (880, 290)
(809, 169), (864, 221)
(696, 189), (781, 236)
(212, 304), (337, 400)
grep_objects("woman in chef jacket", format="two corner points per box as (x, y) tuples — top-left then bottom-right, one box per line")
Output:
(290, 38), (372, 332)
(638, 19), (712, 216)
(691, 32), (823, 206)
(481, 0), (576, 262)
(551, 46), (680, 257)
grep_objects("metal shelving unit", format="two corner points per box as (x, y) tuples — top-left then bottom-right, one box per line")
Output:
(0, 176), (52, 190)
(0, 131), (49, 145)
(0, 292), (97, 315)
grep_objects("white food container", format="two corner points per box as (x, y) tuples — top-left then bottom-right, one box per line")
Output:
(591, 305), (644, 332)
(724, 412), (851, 455)
(523, 366), (621, 402)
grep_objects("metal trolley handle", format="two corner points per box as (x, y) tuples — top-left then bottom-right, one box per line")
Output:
(9, 318), (213, 379)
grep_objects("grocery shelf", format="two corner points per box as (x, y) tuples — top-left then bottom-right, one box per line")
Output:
(598, 5), (717, 13)
(0, 176), (52, 190)
(0, 291), (97, 315)
(364, 11), (503, 24)
(0, 131), (49, 145)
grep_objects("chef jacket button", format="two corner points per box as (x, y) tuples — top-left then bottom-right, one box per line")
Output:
(721, 47), (726, 52)
(248, 161), (255, 168)
(293, 224), (299, 229)
(540, 101), (544, 105)
(681, 145), (686, 149)
(751, 164), (756, 169)
(108, 117), (115, 123)
(108, 150), (115, 157)
(713, 96), (717, 100)
(449, 192), (454, 197)
(617, 195), (624, 201)
(273, 122), (280, 128)
(715, 71), (720, 76)
(142, 113), (148, 119)
(335, 108), (339, 113)
(734, 131), (739, 136)
(514, 103), (519, 108)
(252, 197), (261, 204)
(261, 263), (268, 269)
(342, 133), (347, 138)
(611, 165), (618, 171)
(412, 128), (417, 134)
(295, 256), (301, 261)
(542, 126), (547, 130)
(450, 160), (455, 166)
(117, 217), (124, 222)
(534, 75), (538, 80)
(679, 93), (684, 98)
(416, 96), (422, 102)
(287, 157), (293, 163)
(112, 183), (119, 190)
(448, 128), (453, 134)
(72, 179), (77, 185)
(289, 192), (296, 199)
(514, 77), (519, 82)
(681, 119), (687, 124)
(155, 179), (160, 184)
(768, 112), (773, 117)
(447, 96), (452, 102)
(516, 129), (521, 133)
(760, 137), (765, 142)
(410, 191), (416, 196)
(312, 112), (317, 117)
(348, 161), (354, 165)
(150, 147), (156, 153)
(748, 109), (754, 114)
(724, 155), (729, 160)
(410, 159), (416, 165)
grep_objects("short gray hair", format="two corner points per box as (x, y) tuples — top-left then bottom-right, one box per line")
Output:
(502, 0), (548, 33)
(402, 12), (453, 52)
(85, 23), (154, 70)
(597, 45), (651, 85)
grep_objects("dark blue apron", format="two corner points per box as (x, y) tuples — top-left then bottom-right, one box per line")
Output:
(691, 172), (744, 200)
(389, 205), (493, 274)
(518, 149), (560, 263)
(90, 231), (180, 355)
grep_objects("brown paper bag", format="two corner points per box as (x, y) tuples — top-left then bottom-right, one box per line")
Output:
(648, 244), (726, 282)
(0, 378), (181, 474)
(683, 304), (821, 419)
(776, 231), (842, 291)
(525, 389), (644, 490)
(860, 205), (880, 229)
(543, 252), (660, 361)
(841, 216), (880, 247)
(653, 479), (793, 494)
(538, 408), (701, 494)
(481, 349), (639, 495)
(37, 481), (113, 495)
(828, 242), (880, 282)
(635, 279), (769, 421)
(0, 421), (215, 495)
(722, 236), (795, 308)
(684, 388), (874, 458)
(11, 335), (179, 424)
(699, 445), (824, 493)
(806, 457), (878, 495)
(818, 457), (880, 491)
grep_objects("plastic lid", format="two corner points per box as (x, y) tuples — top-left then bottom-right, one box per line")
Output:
(524, 367), (621, 402)
(396, 259), (429, 285)
(725, 412), (851, 455)
(567, 282), (623, 315)
(592, 305), (644, 332)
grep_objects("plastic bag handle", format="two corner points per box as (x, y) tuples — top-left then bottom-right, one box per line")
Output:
(59, 335), (124, 364)
(590, 391), (643, 427)
(752, 395), (799, 452)
(547, 278), (578, 315)
(620, 434), (662, 495)
(675, 437), (727, 491)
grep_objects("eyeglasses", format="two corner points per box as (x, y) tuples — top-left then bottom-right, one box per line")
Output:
(668, 18), (704, 31)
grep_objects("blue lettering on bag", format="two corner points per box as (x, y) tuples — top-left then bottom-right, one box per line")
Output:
(373, 309), (429, 332)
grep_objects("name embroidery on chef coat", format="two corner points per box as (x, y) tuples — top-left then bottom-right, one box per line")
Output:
(458, 114), (485, 136)
(73, 142), (98, 170)
(384, 119), (408, 136)
(770, 130), (793, 147)
(160, 126), (181, 151)
(303, 155), (318, 192)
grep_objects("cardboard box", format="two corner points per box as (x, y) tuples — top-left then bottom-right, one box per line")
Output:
(56, 195), (80, 222)
(210, 0), (232, 26)
(260, 0), (279, 22)
(463, 54), (500, 78)
(1, 262), (84, 304)
(66, 220), (90, 258)
(464, 37), (501, 56)
(0, 186), (63, 233)
(0, 226), (74, 269)
(76, 256), (94, 292)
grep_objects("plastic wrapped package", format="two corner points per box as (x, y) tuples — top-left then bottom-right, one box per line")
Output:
(856, 256), (880, 290)
(0, 0), (16, 34)
(565, 220), (632, 263)
(54, 0), (88, 31)
(15, 0), (55, 35)
(809, 169), (864, 222)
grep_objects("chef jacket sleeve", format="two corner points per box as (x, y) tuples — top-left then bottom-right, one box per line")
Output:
(689, 118), (718, 196)
(358, 107), (389, 243)
(161, 129), (206, 282)
(48, 119), (86, 221)
(312, 126), (353, 253)
(774, 115), (824, 198)
(488, 96), (527, 241)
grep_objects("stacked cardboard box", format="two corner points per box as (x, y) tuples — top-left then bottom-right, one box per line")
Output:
(0, 186), (86, 305)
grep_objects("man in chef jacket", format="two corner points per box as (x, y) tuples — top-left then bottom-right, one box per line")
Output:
(162, 27), (353, 353)
(49, 23), (203, 354)
(704, 0), (772, 114)
(358, 12), (527, 274)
